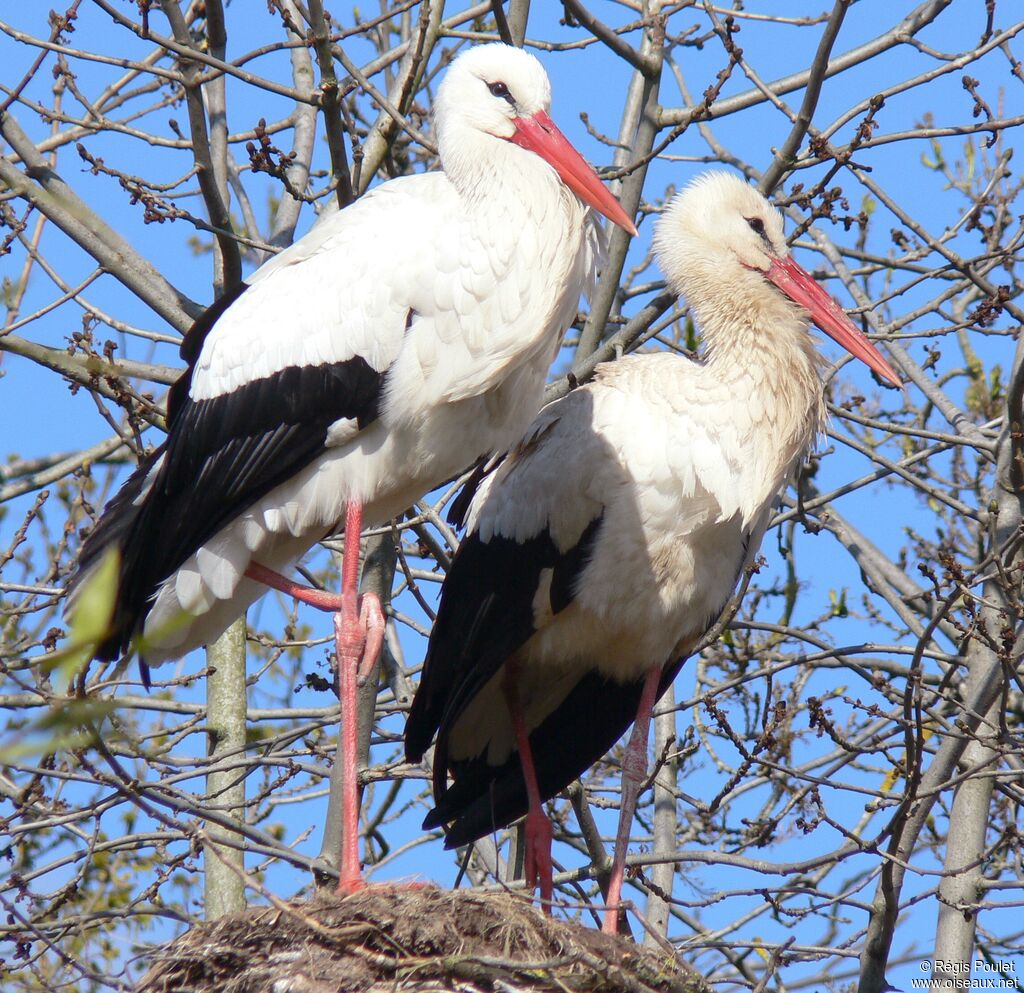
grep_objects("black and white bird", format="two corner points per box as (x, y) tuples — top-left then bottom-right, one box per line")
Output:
(404, 170), (900, 930)
(67, 43), (636, 894)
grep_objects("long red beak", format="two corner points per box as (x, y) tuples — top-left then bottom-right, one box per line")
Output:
(509, 111), (637, 236)
(766, 255), (900, 386)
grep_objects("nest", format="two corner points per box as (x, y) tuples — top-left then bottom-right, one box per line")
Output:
(135, 885), (705, 993)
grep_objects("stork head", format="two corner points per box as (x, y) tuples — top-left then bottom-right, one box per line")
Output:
(435, 44), (637, 235)
(654, 171), (899, 386)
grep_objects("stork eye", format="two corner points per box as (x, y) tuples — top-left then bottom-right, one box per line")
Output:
(746, 216), (767, 236)
(487, 80), (515, 105)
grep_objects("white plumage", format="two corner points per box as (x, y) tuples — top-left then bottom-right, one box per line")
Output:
(405, 169), (900, 930)
(70, 43), (635, 665)
(451, 350), (803, 758)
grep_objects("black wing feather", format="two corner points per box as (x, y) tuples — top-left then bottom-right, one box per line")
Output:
(405, 529), (547, 766)
(404, 512), (604, 826)
(405, 515), (604, 764)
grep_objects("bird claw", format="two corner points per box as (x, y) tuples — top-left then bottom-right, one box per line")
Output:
(356, 593), (385, 686)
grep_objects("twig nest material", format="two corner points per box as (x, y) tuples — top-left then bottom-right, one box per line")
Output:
(135, 885), (705, 993)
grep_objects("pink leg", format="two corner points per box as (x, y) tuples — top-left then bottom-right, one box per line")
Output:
(332, 501), (383, 894)
(602, 665), (661, 935)
(245, 561), (343, 612)
(504, 666), (554, 913)
(246, 557), (383, 689)
(243, 500), (385, 894)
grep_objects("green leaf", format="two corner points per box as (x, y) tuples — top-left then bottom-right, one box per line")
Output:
(684, 315), (698, 352)
(828, 589), (848, 618)
(43, 546), (120, 687)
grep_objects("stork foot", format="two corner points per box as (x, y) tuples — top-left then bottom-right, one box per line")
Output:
(244, 561), (385, 681)
(359, 592), (385, 684)
(333, 589), (385, 897)
(524, 806), (554, 913)
(335, 590), (385, 681)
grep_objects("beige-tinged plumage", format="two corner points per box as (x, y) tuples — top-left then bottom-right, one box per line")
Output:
(405, 169), (900, 931)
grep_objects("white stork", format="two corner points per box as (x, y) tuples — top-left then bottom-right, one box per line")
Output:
(67, 42), (636, 894)
(404, 171), (900, 930)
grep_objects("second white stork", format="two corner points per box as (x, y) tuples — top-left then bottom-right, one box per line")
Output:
(67, 43), (636, 894)
(404, 170), (900, 930)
